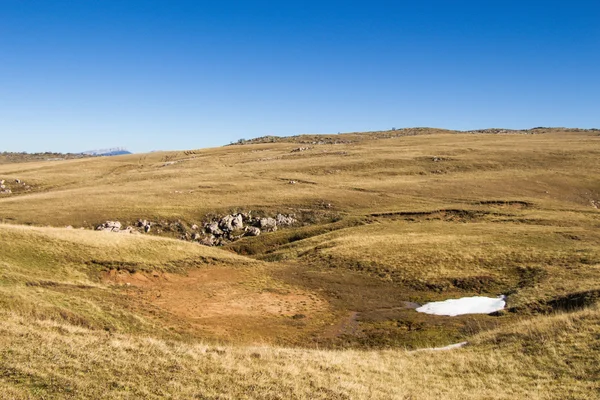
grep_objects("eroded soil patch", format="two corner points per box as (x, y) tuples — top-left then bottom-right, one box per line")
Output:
(102, 267), (332, 345)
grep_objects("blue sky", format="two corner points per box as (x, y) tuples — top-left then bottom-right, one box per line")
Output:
(1, 1), (599, 153)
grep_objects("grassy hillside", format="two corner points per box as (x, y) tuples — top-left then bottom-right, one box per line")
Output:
(0, 128), (599, 398)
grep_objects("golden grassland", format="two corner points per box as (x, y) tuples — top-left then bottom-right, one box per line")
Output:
(0, 304), (598, 399)
(0, 129), (599, 398)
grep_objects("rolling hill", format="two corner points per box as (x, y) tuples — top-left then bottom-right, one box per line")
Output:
(0, 128), (598, 398)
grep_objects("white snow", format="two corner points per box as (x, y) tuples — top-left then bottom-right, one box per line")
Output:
(416, 295), (506, 316)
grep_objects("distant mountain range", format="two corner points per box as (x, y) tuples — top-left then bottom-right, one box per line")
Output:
(81, 147), (132, 156)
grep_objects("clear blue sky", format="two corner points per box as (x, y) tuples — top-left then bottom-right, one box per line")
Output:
(1, 1), (599, 153)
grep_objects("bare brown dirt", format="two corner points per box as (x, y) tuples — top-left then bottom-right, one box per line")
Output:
(102, 267), (331, 344)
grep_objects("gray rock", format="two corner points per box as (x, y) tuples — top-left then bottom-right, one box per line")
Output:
(96, 221), (122, 232)
(219, 214), (244, 232)
(120, 226), (138, 235)
(192, 232), (201, 240)
(200, 235), (216, 246)
(15, 179), (21, 184)
(291, 147), (311, 152)
(259, 217), (278, 232)
(135, 219), (152, 232)
(245, 226), (261, 236)
(275, 214), (296, 226)
(231, 214), (244, 230)
(206, 222), (223, 235)
(219, 215), (235, 231)
(191, 224), (199, 230)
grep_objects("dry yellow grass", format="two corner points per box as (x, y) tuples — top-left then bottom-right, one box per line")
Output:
(0, 130), (598, 226)
(0, 306), (598, 399)
(0, 129), (599, 398)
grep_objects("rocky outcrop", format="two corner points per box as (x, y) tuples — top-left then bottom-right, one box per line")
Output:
(259, 217), (278, 232)
(0, 178), (28, 195)
(96, 221), (123, 232)
(137, 219), (152, 233)
(93, 211), (297, 246)
(244, 226), (261, 236)
(206, 222), (223, 236)
(276, 214), (296, 227)
(219, 214), (244, 232)
(197, 212), (297, 246)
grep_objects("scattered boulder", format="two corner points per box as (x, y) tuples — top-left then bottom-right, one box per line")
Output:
(245, 226), (261, 236)
(259, 217), (278, 232)
(118, 211), (300, 247)
(120, 226), (139, 235)
(137, 219), (152, 233)
(205, 221), (223, 235)
(15, 179), (21, 184)
(291, 147), (311, 153)
(219, 214), (244, 232)
(276, 214), (296, 227)
(200, 235), (217, 246)
(96, 221), (122, 232)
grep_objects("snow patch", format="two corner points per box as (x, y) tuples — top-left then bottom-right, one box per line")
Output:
(416, 295), (506, 316)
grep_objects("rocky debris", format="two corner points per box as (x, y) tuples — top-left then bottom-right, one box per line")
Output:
(219, 214), (244, 232)
(119, 226), (139, 235)
(275, 214), (296, 226)
(200, 235), (217, 246)
(197, 212), (298, 246)
(291, 147), (311, 152)
(137, 219), (152, 233)
(0, 178), (32, 195)
(93, 211), (298, 246)
(289, 180), (297, 184)
(244, 226), (261, 236)
(206, 221), (223, 236)
(592, 200), (599, 209)
(259, 217), (278, 232)
(96, 221), (122, 232)
(96, 220), (143, 234)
